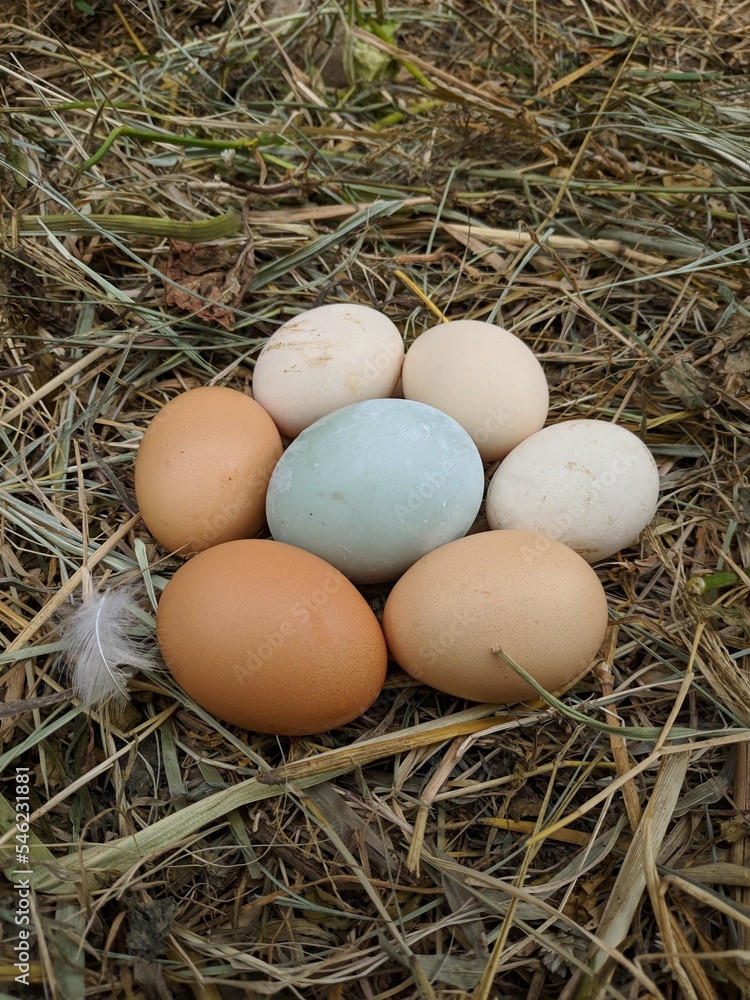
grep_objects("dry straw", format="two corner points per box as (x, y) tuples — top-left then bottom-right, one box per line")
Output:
(2, 0), (750, 996)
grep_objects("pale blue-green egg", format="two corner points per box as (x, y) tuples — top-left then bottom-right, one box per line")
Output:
(266, 398), (485, 584)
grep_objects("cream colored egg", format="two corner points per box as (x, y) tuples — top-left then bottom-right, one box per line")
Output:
(401, 320), (549, 461)
(252, 303), (404, 438)
(382, 530), (608, 705)
(486, 419), (660, 562)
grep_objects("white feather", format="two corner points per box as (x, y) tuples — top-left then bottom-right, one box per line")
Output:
(57, 586), (157, 707)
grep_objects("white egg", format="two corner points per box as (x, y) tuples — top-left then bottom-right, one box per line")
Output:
(252, 303), (404, 438)
(485, 419), (660, 562)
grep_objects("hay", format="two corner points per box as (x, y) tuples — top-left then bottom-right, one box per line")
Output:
(2, 1), (750, 996)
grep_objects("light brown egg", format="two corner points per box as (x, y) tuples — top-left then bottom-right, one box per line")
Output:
(134, 386), (283, 554)
(156, 539), (387, 735)
(382, 530), (608, 704)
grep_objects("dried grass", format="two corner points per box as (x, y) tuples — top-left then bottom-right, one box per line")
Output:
(2, 0), (750, 997)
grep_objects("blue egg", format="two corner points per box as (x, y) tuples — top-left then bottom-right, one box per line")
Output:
(266, 398), (485, 583)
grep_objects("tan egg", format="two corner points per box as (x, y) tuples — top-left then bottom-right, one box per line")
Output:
(135, 386), (283, 554)
(156, 539), (387, 735)
(382, 530), (608, 704)
(401, 320), (549, 461)
(252, 303), (404, 438)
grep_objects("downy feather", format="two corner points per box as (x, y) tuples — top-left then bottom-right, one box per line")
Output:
(57, 586), (157, 707)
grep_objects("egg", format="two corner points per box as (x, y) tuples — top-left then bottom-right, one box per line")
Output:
(134, 386), (283, 554)
(156, 539), (387, 735)
(485, 419), (660, 562)
(401, 319), (549, 461)
(266, 398), (485, 584)
(382, 530), (608, 704)
(252, 303), (405, 438)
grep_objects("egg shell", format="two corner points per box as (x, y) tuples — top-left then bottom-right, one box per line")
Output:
(134, 386), (283, 554)
(156, 539), (387, 735)
(485, 419), (660, 562)
(252, 303), (405, 438)
(401, 319), (549, 461)
(266, 398), (485, 584)
(382, 530), (608, 704)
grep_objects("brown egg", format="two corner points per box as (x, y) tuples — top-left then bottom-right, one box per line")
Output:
(382, 530), (608, 704)
(134, 386), (283, 554)
(156, 539), (387, 735)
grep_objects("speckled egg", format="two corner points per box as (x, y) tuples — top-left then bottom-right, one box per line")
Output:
(134, 386), (283, 554)
(156, 539), (387, 735)
(252, 303), (404, 438)
(266, 398), (485, 584)
(401, 319), (549, 461)
(485, 419), (660, 562)
(382, 530), (609, 704)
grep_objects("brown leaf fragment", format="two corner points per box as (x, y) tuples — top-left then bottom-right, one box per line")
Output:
(126, 896), (179, 960)
(709, 310), (750, 399)
(723, 340), (750, 380)
(161, 236), (255, 329)
(132, 958), (175, 1000)
(659, 358), (714, 409)
(661, 162), (715, 187)
(0, 662), (27, 743)
(720, 816), (749, 845)
(505, 786), (546, 821)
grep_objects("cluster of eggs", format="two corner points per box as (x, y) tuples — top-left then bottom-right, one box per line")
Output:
(135, 304), (660, 736)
